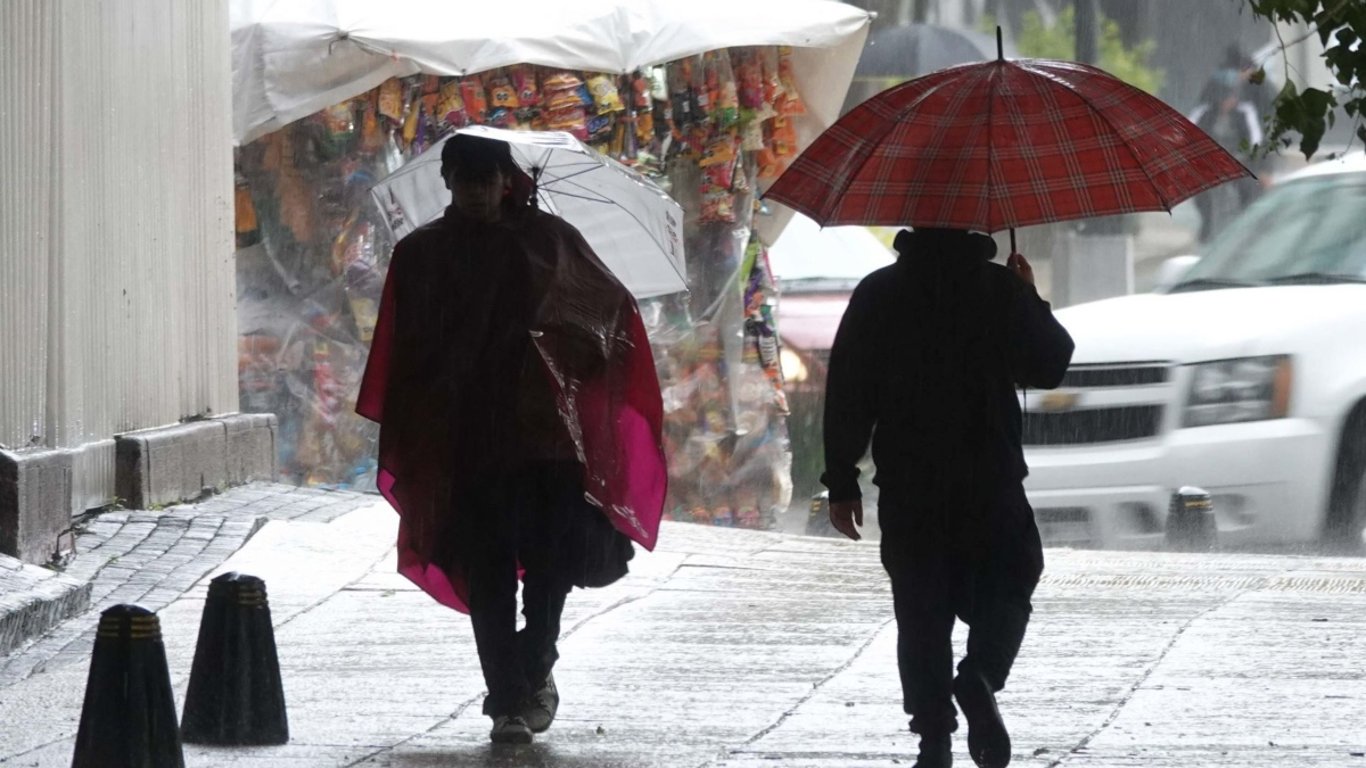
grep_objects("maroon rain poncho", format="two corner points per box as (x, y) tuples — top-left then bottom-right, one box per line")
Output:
(356, 171), (666, 613)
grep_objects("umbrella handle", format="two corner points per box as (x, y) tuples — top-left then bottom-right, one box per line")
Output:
(1009, 227), (1017, 256)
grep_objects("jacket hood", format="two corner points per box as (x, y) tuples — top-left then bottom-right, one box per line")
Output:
(893, 228), (998, 265)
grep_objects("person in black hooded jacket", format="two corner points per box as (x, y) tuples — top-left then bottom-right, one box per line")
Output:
(821, 228), (1074, 768)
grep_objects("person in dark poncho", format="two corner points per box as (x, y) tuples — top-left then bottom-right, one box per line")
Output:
(821, 229), (1074, 768)
(356, 133), (666, 745)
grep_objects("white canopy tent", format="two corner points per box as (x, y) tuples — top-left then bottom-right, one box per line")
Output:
(232, 0), (872, 143)
(230, 0), (872, 244)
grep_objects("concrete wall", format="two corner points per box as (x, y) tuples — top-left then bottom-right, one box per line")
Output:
(0, 0), (253, 561)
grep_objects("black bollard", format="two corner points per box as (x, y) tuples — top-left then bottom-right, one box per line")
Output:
(1165, 487), (1217, 552)
(72, 604), (185, 768)
(180, 572), (288, 745)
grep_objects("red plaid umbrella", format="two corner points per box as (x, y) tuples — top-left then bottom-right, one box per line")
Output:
(764, 37), (1252, 235)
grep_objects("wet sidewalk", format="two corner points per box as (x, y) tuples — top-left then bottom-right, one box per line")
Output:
(2, 484), (1364, 767)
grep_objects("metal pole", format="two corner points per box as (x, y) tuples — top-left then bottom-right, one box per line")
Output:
(1075, 0), (1099, 66)
(1075, 0), (1122, 236)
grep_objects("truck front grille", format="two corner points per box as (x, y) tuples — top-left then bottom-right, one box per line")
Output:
(1022, 405), (1163, 445)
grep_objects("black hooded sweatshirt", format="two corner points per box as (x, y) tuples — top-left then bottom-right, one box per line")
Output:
(820, 229), (1075, 504)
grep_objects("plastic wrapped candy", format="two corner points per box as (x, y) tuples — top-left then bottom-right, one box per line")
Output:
(586, 74), (625, 115)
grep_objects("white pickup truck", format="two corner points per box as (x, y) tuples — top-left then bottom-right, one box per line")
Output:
(1022, 153), (1366, 552)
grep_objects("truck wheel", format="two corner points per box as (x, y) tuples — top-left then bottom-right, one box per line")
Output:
(1325, 416), (1366, 554)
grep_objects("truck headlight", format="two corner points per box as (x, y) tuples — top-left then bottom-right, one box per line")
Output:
(1183, 356), (1292, 427)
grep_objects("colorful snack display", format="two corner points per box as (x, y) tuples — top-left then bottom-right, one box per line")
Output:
(233, 47), (804, 520)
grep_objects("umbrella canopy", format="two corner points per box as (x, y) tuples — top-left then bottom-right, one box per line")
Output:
(763, 56), (1254, 233)
(855, 23), (1014, 79)
(370, 126), (687, 299)
(231, 0), (872, 144)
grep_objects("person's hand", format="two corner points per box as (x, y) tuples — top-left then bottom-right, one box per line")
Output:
(829, 499), (864, 541)
(1008, 252), (1035, 286)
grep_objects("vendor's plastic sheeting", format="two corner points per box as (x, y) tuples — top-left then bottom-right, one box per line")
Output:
(640, 154), (792, 530)
(370, 127), (687, 299)
(231, 0), (872, 145)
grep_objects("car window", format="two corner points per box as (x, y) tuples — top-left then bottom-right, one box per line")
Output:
(1179, 174), (1366, 283)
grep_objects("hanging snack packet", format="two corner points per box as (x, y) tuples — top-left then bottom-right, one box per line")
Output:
(360, 98), (383, 152)
(692, 55), (713, 120)
(709, 52), (740, 129)
(741, 118), (765, 151)
(698, 131), (736, 175)
(547, 106), (589, 141)
(512, 65), (541, 107)
(733, 49), (764, 109)
(777, 46), (807, 116)
(771, 116), (798, 156)
(700, 188), (737, 223)
(543, 71), (586, 112)
(438, 79), (467, 126)
(756, 146), (782, 180)
(377, 77), (404, 121)
(402, 88), (421, 145)
(460, 75), (489, 123)
(635, 107), (655, 144)
(587, 113), (613, 141)
(586, 74), (625, 115)
(631, 70), (652, 109)
(488, 74), (521, 110)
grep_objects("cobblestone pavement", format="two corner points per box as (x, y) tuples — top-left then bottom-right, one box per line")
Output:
(0, 483), (374, 687)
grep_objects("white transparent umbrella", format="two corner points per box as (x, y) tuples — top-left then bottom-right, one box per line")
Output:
(370, 125), (687, 299)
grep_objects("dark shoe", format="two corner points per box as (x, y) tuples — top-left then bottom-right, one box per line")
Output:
(913, 732), (953, 768)
(520, 673), (559, 734)
(953, 672), (1010, 768)
(489, 715), (533, 744)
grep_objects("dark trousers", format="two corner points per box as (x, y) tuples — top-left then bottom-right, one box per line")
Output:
(460, 462), (579, 718)
(878, 482), (1044, 736)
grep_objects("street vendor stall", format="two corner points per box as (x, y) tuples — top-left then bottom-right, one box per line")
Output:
(229, 0), (871, 529)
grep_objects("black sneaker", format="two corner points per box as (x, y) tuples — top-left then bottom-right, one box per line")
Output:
(913, 731), (953, 768)
(489, 715), (534, 744)
(521, 673), (559, 733)
(953, 672), (1010, 768)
